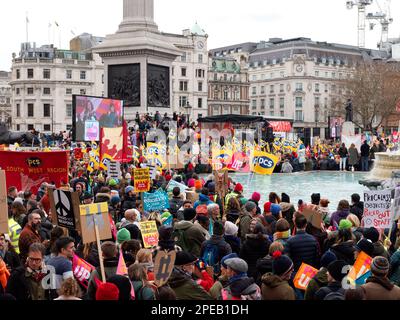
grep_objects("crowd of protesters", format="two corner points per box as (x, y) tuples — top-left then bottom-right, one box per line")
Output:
(1, 160), (400, 301)
(1, 113), (400, 301)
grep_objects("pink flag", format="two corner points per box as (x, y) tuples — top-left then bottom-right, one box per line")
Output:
(116, 250), (136, 300)
(72, 254), (95, 289)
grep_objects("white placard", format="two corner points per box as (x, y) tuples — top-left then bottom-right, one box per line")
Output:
(363, 190), (392, 229)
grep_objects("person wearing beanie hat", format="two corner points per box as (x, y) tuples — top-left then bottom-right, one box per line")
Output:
(199, 221), (232, 275)
(261, 251), (295, 300)
(117, 228), (131, 244)
(234, 183), (243, 194)
(304, 251), (337, 300)
(363, 227), (390, 259)
(355, 238), (375, 258)
(82, 191), (94, 204)
(95, 282), (120, 300)
(251, 192), (261, 203)
(223, 221), (241, 255)
(194, 180), (203, 192)
(122, 186), (136, 212)
(173, 208), (206, 257)
(315, 260), (349, 300)
(238, 200), (260, 242)
(362, 256), (400, 300)
(108, 179), (118, 187)
(270, 204), (282, 220)
(221, 257), (261, 300)
(187, 178), (195, 189)
(166, 251), (210, 300)
(339, 219), (352, 230)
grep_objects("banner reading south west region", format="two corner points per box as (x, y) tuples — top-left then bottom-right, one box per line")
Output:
(0, 151), (69, 193)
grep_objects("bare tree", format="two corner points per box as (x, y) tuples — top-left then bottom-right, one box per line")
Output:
(332, 61), (400, 131)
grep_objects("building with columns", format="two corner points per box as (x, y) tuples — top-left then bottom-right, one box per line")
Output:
(207, 55), (250, 116)
(212, 37), (388, 142)
(0, 71), (12, 125)
(10, 40), (104, 133)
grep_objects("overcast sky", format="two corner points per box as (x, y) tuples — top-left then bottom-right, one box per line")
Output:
(1, 0), (399, 71)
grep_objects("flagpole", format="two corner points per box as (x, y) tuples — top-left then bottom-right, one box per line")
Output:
(25, 13), (29, 42)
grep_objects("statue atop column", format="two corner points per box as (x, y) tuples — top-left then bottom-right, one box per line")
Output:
(345, 99), (353, 122)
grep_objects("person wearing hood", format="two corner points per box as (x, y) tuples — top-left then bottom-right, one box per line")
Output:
(304, 251), (337, 300)
(240, 223), (271, 280)
(261, 251), (295, 300)
(221, 257), (261, 300)
(330, 200), (350, 230)
(193, 189), (213, 212)
(318, 199), (331, 226)
(362, 256), (400, 300)
(173, 208), (206, 257)
(94, 187), (112, 204)
(224, 221), (241, 254)
(167, 251), (210, 300)
(328, 222), (356, 265)
(280, 193), (295, 231)
(315, 260), (349, 300)
(122, 186), (137, 212)
(363, 227), (390, 259)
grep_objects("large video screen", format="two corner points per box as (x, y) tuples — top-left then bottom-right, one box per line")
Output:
(72, 95), (124, 142)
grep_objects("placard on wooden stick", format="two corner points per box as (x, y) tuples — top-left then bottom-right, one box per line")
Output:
(0, 170), (8, 234)
(79, 202), (112, 244)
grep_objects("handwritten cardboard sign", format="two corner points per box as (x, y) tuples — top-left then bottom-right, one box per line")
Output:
(363, 190), (392, 229)
(139, 220), (159, 248)
(134, 168), (150, 192)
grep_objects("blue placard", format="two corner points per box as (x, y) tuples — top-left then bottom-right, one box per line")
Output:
(144, 191), (170, 212)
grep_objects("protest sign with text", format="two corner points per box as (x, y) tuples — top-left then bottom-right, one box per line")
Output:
(134, 168), (150, 192)
(144, 191), (170, 212)
(363, 190), (392, 229)
(139, 221), (159, 248)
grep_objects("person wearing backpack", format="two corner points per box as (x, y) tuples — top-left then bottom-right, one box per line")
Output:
(169, 187), (184, 218)
(173, 208), (206, 257)
(200, 221), (232, 277)
(194, 189), (213, 213)
(315, 260), (348, 300)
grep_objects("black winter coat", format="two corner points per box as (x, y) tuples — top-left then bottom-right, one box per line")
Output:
(122, 195), (137, 211)
(285, 230), (320, 271)
(2, 251), (21, 271)
(200, 235), (232, 264)
(224, 235), (241, 255)
(240, 235), (271, 280)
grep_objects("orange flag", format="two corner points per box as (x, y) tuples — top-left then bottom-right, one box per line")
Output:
(293, 263), (318, 290)
(348, 251), (372, 282)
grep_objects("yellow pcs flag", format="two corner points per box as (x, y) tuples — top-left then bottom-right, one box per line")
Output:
(251, 150), (279, 175)
(99, 153), (113, 171)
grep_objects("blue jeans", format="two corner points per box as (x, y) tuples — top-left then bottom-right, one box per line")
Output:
(340, 157), (347, 170)
(361, 157), (369, 171)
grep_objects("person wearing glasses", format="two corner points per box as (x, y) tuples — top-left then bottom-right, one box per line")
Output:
(6, 243), (48, 300)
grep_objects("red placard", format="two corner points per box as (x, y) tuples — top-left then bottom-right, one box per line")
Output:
(0, 151), (69, 193)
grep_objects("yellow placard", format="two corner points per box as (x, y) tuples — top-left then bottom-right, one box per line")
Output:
(139, 221), (159, 248)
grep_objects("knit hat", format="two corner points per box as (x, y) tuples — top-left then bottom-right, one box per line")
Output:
(370, 256), (390, 276)
(263, 202), (272, 213)
(183, 208), (196, 221)
(339, 219), (352, 230)
(175, 251), (198, 266)
(125, 186), (134, 194)
(208, 182), (216, 193)
(355, 238), (374, 257)
(244, 201), (256, 212)
(272, 251), (293, 276)
(327, 260), (348, 282)
(82, 191), (93, 200)
(187, 178), (195, 188)
(117, 228), (131, 244)
(194, 180), (202, 190)
(320, 251), (337, 268)
(270, 204), (281, 218)
(213, 221), (224, 236)
(108, 179), (118, 187)
(363, 227), (380, 243)
(111, 195), (121, 206)
(224, 221), (239, 236)
(225, 258), (248, 273)
(96, 282), (120, 300)
(107, 275), (132, 301)
(251, 192), (261, 203)
(125, 224), (141, 240)
(221, 253), (238, 269)
(234, 183), (243, 193)
(240, 197), (248, 206)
